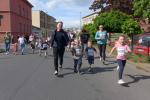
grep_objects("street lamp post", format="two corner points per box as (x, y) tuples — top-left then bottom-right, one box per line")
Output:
(80, 12), (82, 31)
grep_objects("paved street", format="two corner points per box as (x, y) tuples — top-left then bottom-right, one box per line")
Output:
(0, 49), (150, 100)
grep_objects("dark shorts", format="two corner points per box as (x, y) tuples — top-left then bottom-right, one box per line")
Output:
(41, 47), (47, 50)
(31, 44), (35, 49)
(88, 56), (94, 64)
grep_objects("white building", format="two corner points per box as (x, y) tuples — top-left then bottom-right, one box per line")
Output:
(82, 12), (99, 25)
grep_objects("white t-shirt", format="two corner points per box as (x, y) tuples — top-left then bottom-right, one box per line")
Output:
(29, 35), (34, 42)
(18, 37), (25, 44)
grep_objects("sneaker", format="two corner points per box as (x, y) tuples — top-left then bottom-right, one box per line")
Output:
(88, 67), (92, 72)
(59, 65), (62, 69)
(103, 61), (105, 65)
(117, 66), (119, 71)
(100, 57), (102, 61)
(21, 52), (24, 55)
(118, 79), (125, 85)
(54, 71), (58, 75)
(74, 69), (78, 73)
(5, 52), (9, 55)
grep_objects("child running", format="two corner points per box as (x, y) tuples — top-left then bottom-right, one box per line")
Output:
(37, 38), (42, 56)
(109, 35), (131, 85)
(71, 39), (83, 74)
(41, 39), (49, 57)
(85, 41), (97, 72)
(30, 40), (35, 54)
(13, 42), (18, 55)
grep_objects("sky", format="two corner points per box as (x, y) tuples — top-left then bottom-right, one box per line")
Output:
(28, 0), (93, 28)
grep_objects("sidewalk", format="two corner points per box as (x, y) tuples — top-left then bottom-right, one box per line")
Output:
(103, 45), (150, 73)
(128, 61), (150, 72)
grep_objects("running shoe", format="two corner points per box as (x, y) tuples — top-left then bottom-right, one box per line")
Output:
(118, 79), (125, 85)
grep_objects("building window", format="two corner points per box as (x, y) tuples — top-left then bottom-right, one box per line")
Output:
(20, 23), (22, 33)
(19, 5), (21, 15)
(23, 8), (25, 17)
(24, 24), (25, 33)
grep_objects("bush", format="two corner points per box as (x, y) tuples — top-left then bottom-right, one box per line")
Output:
(122, 19), (143, 36)
(93, 11), (132, 33)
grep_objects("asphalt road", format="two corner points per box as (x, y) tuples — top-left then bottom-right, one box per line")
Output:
(0, 49), (150, 100)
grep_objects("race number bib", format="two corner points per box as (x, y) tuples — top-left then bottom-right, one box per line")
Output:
(99, 34), (106, 39)
(76, 48), (82, 55)
(117, 47), (126, 56)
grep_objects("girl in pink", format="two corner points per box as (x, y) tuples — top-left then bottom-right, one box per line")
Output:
(109, 35), (131, 85)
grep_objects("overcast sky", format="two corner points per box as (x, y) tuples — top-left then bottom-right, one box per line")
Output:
(28, 0), (93, 28)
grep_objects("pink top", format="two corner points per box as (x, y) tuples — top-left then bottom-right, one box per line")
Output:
(114, 44), (131, 60)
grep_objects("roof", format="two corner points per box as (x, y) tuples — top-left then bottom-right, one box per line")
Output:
(82, 12), (99, 19)
(23, 0), (33, 7)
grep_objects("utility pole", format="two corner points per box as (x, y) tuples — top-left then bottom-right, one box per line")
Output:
(80, 12), (82, 31)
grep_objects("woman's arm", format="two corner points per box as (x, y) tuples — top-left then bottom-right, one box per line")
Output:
(109, 47), (116, 56)
(95, 32), (100, 40)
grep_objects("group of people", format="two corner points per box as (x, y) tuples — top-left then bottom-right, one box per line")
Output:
(51, 22), (131, 85)
(2, 33), (50, 57)
(2, 21), (131, 85)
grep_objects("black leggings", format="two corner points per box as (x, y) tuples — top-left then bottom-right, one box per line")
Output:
(53, 47), (65, 71)
(117, 59), (126, 80)
(98, 44), (106, 61)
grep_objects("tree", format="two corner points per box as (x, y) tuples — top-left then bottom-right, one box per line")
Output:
(122, 19), (143, 50)
(133, 0), (150, 19)
(93, 11), (132, 33)
(89, 0), (133, 14)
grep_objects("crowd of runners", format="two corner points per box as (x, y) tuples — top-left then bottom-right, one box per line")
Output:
(0, 21), (131, 85)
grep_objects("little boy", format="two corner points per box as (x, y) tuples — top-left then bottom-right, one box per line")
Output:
(71, 39), (83, 74)
(41, 40), (49, 57)
(85, 41), (97, 72)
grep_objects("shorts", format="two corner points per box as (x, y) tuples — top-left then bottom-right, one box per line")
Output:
(88, 56), (94, 64)
(41, 47), (47, 50)
(31, 44), (35, 49)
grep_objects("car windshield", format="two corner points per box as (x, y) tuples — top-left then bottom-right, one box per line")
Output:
(143, 36), (150, 41)
(141, 36), (150, 46)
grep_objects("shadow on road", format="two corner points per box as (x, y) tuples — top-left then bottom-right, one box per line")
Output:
(81, 66), (116, 75)
(123, 74), (150, 87)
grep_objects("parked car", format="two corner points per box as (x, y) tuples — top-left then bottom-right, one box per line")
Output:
(133, 33), (150, 56)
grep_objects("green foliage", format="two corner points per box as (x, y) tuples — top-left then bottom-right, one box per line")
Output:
(89, 0), (133, 14)
(134, 0), (150, 19)
(93, 11), (132, 33)
(122, 19), (143, 36)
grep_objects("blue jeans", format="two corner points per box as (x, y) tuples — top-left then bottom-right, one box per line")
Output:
(74, 58), (82, 71)
(20, 43), (25, 53)
(117, 59), (126, 80)
(5, 43), (10, 52)
(88, 56), (94, 65)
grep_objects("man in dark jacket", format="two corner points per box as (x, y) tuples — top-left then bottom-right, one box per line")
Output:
(51, 22), (69, 75)
(80, 29), (90, 58)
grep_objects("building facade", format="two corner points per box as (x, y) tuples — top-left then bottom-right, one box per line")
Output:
(0, 0), (33, 42)
(32, 11), (56, 37)
(32, 25), (42, 38)
(82, 12), (99, 25)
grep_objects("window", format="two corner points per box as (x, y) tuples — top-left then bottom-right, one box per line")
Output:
(20, 23), (22, 33)
(24, 24), (25, 33)
(23, 8), (25, 17)
(18, 5), (21, 15)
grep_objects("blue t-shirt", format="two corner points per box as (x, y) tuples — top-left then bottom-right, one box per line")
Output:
(95, 31), (109, 44)
(85, 47), (96, 56)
